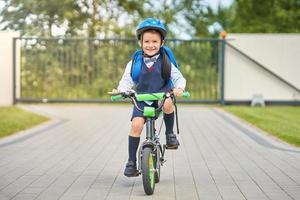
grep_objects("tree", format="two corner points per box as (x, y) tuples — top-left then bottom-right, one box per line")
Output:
(230, 0), (300, 33)
(181, 0), (209, 37)
(0, 0), (147, 37)
(203, 4), (235, 37)
(180, 0), (234, 37)
(0, 0), (81, 37)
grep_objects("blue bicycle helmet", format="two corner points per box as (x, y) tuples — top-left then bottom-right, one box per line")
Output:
(136, 18), (167, 40)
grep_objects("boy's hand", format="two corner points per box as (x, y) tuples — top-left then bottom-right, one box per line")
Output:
(108, 88), (120, 95)
(173, 88), (184, 97)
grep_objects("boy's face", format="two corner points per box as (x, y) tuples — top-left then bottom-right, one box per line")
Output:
(140, 31), (164, 56)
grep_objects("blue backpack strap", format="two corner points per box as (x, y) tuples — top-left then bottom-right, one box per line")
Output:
(162, 46), (178, 89)
(163, 46), (179, 69)
(130, 50), (143, 84)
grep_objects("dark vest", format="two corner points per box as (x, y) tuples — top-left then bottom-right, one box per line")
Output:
(136, 56), (169, 93)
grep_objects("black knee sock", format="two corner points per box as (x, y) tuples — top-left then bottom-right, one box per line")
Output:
(164, 112), (174, 135)
(128, 136), (140, 163)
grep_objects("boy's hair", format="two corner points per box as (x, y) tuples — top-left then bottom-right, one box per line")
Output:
(140, 29), (164, 41)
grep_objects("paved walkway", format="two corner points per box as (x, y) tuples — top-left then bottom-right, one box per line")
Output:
(0, 105), (300, 200)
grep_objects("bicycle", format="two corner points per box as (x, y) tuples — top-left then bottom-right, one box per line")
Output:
(110, 90), (190, 195)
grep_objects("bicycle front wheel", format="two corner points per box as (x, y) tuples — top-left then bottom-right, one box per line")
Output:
(154, 148), (160, 183)
(141, 147), (155, 195)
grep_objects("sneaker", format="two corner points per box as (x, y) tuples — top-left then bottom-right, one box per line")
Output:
(166, 133), (180, 148)
(124, 161), (139, 177)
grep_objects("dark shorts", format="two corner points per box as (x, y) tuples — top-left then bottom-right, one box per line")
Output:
(131, 101), (158, 121)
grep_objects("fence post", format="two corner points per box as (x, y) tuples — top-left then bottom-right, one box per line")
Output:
(219, 39), (225, 104)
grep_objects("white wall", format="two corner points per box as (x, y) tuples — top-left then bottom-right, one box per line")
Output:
(0, 31), (20, 106)
(225, 34), (300, 101)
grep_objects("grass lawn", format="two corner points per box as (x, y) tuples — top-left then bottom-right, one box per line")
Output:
(223, 106), (300, 147)
(0, 106), (49, 138)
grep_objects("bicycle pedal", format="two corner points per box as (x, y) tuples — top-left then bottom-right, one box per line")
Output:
(125, 171), (140, 177)
(160, 158), (167, 165)
(136, 171), (141, 176)
(165, 145), (178, 150)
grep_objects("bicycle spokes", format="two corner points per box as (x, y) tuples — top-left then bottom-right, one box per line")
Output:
(149, 154), (155, 189)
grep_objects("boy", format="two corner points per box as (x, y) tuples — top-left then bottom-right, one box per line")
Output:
(113, 18), (186, 177)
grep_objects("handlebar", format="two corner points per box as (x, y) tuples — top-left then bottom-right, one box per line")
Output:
(110, 91), (190, 113)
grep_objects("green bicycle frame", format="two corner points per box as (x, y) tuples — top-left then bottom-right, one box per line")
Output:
(110, 91), (190, 195)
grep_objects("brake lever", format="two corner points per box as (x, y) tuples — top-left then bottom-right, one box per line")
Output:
(165, 92), (171, 98)
(123, 89), (136, 98)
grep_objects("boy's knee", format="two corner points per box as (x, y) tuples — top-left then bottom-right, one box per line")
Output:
(163, 98), (173, 113)
(131, 122), (143, 131)
(130, 117), (144, 136)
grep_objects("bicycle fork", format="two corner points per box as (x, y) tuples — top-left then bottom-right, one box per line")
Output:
(137, 118), (166, 174)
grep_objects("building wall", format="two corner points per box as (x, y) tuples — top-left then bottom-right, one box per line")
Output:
(225, 34), (300, 101)
(0, 31), (20, 106)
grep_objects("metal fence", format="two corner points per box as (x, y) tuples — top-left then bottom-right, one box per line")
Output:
(14, 38), (225, 103)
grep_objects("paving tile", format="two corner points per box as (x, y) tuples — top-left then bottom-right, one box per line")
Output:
(0, 105), (299, 200)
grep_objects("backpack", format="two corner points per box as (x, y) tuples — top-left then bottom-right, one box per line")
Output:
(130, 46), (179, 86)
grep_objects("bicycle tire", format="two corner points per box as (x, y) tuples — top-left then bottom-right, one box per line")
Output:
(141, 147), (155, 195)
(154, 148), (160, 183)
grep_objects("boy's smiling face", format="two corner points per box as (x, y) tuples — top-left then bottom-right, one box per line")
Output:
(140, 31), (164, 56)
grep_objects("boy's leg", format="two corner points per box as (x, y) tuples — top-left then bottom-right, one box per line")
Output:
(124, 103), (145, 177)
(128, 117), (144, 162)
(163, 98), (179, 147)
(124, 117), (144, 177)
(128, 136), (140, 163)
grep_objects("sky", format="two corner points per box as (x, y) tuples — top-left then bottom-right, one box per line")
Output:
(203, 0), (234, 9)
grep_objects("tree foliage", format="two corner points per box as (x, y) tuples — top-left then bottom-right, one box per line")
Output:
(230, 0), (300, 33)
(0, 0), (147, 37)
(1, 0), (80, 36)
(1, 0), (299, 38)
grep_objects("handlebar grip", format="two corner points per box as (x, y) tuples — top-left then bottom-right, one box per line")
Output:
(182, 91), (190, 98)
(111, 95), (123, 101)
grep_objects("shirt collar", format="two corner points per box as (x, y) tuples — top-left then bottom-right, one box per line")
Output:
(143, 54), (160, 65)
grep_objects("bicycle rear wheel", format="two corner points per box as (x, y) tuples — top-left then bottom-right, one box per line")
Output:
(141, 147), (155, 195)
